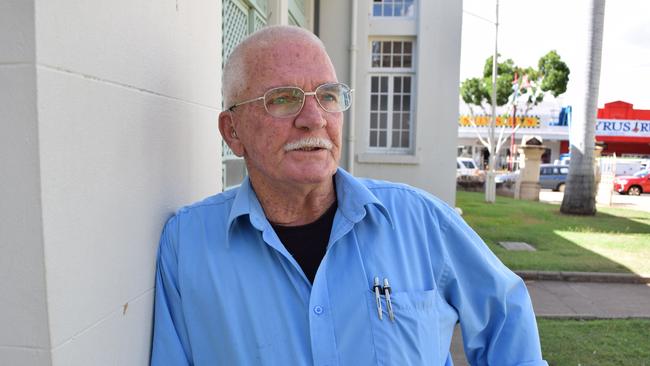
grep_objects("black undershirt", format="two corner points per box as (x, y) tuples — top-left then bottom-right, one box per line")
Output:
(271, 200), (337, 284)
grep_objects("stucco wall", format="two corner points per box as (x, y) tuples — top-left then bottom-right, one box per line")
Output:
(1, 1), (222, 365)
(0, 1), (50, 365)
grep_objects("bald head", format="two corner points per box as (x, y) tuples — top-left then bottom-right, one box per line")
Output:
(222, 26), (335, 108)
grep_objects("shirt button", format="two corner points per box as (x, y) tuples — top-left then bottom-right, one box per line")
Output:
(313, 305), (324, 315)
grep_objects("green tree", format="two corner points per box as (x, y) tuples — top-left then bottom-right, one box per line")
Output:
(460, 52), (570, 124)
(460, 52), (570, 202)
(460, 55), (515, 117)
(512, 51), (570, 116)
(539, 50), (570, 97)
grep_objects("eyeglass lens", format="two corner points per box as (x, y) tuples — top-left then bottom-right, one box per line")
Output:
(263, 83), (351, 117)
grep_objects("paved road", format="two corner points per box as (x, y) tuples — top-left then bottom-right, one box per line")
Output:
(450, 280), (650, 365)
(539, 189), (650, 212)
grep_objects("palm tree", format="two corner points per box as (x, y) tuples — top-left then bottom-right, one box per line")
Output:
(560, 0), (606, 215)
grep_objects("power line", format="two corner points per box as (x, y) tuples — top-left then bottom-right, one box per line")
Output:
(463, 9), (496, 24)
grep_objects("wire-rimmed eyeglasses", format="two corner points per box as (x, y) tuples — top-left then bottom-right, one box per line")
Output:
(226, 82), (353, 118)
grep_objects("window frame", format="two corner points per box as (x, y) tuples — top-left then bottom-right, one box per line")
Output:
(370, 0), (416, 18)
(367, 38), (416, 154)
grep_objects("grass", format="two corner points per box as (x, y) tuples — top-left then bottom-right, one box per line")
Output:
(456, 191), (650, 275)
(538, 318), (650, 365)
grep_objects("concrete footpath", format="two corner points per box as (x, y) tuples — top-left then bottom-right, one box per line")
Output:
(450, 279), (650, 365)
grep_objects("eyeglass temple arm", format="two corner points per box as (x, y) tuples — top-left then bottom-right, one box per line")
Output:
(227, 96), (265, 111)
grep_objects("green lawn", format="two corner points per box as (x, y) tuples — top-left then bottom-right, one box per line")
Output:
(538, 318), (650, 365)
(456, 191), (650, 275)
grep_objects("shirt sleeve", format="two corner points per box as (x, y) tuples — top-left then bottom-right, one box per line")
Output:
(436, 205), (548, 366)
(151, 215), (193, 366)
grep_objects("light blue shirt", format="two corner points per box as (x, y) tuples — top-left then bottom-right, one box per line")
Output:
(152, 169), (547, 365)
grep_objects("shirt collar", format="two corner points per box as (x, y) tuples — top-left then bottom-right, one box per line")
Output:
(226, 168), (394, 244)
(227, 176), (268, 235)
(333, 168), (393, 228)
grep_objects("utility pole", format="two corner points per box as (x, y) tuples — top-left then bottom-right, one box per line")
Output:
(486, 0), (499, 203)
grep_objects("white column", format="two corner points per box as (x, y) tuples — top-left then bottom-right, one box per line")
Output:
(1, 1), (223, 365)
(268, 0), (290, 25)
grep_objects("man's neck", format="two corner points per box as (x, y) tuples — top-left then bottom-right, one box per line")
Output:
(249, 174), (336, 227)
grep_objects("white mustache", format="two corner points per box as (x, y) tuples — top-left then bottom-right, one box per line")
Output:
(283, 137), (333, 152)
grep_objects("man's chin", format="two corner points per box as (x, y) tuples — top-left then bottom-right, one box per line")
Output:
(282, 164), (337, 186)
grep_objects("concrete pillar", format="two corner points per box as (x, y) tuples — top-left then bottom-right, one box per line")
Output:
(515, 145), (546, 201)
(594, 145), (614, 206)
(1, 1), (222, 365)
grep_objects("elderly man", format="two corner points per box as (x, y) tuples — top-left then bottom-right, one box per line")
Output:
(152, 26), (547, 365)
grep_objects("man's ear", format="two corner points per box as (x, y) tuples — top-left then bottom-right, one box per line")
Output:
(218, 111), (245, 157)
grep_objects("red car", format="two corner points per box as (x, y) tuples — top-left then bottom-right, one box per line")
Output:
(613, 170), (650, 195)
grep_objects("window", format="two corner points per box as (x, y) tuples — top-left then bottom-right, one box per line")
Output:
(222, 0), (268, 189)
(288, 0), (306, 27)
(371, 39), (412, 68)
(462, 160), (476, 169)
(372, 0), (415, 17)
(369, 40), (414, 151)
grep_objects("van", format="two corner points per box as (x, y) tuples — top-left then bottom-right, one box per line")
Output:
(457, 157), (480, 177)
(539, 164), (569, 191)
(456, 157), (485, 183)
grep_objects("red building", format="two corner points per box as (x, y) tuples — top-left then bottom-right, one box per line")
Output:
(560, 101), (650, 157)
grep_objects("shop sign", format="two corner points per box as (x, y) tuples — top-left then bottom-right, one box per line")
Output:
(596, 119), (650, 137)
(459, 115), (540, 128)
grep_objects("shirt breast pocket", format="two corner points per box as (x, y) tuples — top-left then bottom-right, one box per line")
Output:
(365, 289), (440, 365)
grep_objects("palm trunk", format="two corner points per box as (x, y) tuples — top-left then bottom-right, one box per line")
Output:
(560, 0), (606, 215)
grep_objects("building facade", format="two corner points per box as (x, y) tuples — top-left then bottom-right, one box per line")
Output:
(594, 101), (650, 157)
(457, 100), (650, 171)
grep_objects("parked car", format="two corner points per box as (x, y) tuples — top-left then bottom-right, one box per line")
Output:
(456, 157), (479, 177)
(456, 157), (485, 183)
(613, 169), (650, 195)
(495, 170), (519, 184)
(539, 164), (569, 191)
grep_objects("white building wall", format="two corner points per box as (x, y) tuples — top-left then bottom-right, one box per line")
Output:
(317, 1), (352, 166)
(320, 0), (462, 205)
(1, 1), (222, 365)
(0, 1), (51, 365)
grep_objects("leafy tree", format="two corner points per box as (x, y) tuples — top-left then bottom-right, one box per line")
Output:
(539, 50), (570, 97)
(461, 51), (570, 123)
(512, 51), (570, 116)
(460, 55), (515, 117)
(460, 51), (570, 202)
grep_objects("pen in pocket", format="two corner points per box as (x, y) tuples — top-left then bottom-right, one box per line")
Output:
(373, 277), (383, 320)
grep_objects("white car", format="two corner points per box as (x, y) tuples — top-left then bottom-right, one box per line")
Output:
(456, 158), (484, 182)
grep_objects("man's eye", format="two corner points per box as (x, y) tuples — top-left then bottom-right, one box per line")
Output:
(269, 92), (301, 105)
(320, 93), (338, 102)
(271, 96), (289, 105)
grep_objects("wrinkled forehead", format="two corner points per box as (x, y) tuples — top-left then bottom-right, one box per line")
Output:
(244, 39), (338, 91)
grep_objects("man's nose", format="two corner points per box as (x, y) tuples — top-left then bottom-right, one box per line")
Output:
(294, 95), (326, 130)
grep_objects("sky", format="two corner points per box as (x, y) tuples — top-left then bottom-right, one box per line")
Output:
(460, 0), (650, 111)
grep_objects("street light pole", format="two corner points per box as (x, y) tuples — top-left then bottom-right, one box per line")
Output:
(486, 0), (499, 203)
